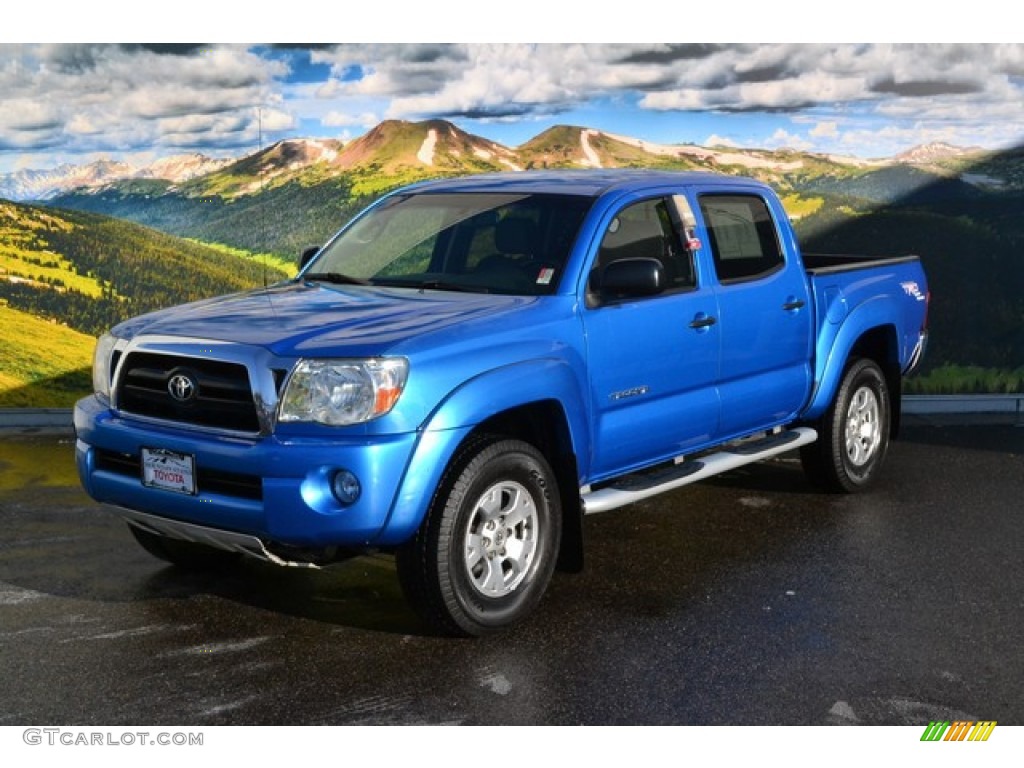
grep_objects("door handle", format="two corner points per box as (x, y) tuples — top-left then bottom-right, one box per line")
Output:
(689, 313), (717, 329)
(782, 298), (806, 311)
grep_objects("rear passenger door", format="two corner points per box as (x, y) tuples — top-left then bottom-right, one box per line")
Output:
(583, 194), (721, 480)
(695, 192), (813, 437)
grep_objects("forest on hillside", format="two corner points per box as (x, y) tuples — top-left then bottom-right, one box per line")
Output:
(0, 202), (288, 337)
(795, 188), (1024, 391)
(54, 170), (432, 260)
(0, 201), (289, 406)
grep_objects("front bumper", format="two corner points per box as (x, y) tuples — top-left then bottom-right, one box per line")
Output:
(74, 395), (420, 548)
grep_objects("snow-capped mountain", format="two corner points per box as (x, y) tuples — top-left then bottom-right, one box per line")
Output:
(136, 154), (232, 183)
(0, 121), (996, 204)
(894, 142), (979, 164)
(0, 159), (135, 201)
(0, 154), (230, 201)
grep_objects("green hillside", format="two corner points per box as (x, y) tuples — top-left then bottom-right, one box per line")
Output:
(794, 193), (1024, 374)
(799, 165), (986, 205)
(519, 126), (670, 170)
(516, 125), (595, 167)
(189, 138), (346, 198)
(0, 200), (292, 406)
(53, 176), (385, 259)
(0, 304), (94, 407)
(1, 199), (290, 336)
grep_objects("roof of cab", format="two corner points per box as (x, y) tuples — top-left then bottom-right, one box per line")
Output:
(400, 169), (761, 198)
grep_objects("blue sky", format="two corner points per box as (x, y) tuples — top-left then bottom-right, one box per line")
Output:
(2, 42), (1024, 174)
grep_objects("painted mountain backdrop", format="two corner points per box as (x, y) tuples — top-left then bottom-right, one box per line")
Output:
(3, 119), (1024, 406)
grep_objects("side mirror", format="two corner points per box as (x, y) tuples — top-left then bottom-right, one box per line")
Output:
(599, 257), (665, 299)
(299, 245), (321, 269)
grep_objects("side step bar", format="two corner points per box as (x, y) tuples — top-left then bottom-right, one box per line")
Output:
(581, 427), (817, 515)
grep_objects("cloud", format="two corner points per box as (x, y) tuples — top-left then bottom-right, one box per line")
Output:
(872, 77), (980, 98)
(613, 44), (727, 66)
(0, 99), (62, 132)
(836, 124), (962, 156)
(306, 43), (1024, 140)
(313, 44), (469, 99)
(705, 134), (739, 148)
(0, 44), (288, 162)
(254, 108), (295, 132)
(66, 114), (102, 136)
(830, 120), (1024, 157)
(810, 121), (839, 139)
(3, 43), (1024, 170)
(314, 44), (716, 120)
(765, 128), (813, 152)
(322, 111), (380, 128)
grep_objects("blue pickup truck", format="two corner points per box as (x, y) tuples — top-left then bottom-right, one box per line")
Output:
(74, 170), (928, 635)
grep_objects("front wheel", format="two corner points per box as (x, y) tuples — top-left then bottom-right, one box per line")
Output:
(801, 358), (891, 493)
(396, 436), (561, 636)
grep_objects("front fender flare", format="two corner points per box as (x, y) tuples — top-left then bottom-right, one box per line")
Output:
(373, 358), (590, 546)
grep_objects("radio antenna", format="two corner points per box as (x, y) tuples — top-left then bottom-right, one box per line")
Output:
(258, 106), (267, 289)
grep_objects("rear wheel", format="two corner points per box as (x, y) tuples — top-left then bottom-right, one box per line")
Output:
(128, 525), (240, 570)
(801, 358), (890, 493)
(396, 436), (561, 636)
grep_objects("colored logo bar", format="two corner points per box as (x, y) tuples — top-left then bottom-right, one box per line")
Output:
(920, 721), (997, 742)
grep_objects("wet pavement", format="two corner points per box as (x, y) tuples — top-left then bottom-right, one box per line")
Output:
(0, 424), (1021, 725)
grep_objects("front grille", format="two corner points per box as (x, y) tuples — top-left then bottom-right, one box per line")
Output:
(94, 449), (263, 501)
(116, 352), (260, 432)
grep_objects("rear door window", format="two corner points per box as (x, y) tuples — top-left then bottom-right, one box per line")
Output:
(698, 194), (784, 283)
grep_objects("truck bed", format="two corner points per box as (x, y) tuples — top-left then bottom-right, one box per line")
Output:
(803, 252), (922, 275)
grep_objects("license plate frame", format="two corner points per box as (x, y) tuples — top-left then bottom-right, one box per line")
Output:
(141, 447), (196, 495)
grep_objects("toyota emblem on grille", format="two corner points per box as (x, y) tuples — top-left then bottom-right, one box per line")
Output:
(168, 372), (198, 402)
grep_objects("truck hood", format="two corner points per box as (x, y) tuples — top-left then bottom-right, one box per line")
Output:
(113, 281), (538, 357)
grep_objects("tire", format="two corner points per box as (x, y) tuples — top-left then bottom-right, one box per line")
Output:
(801, 358), (891, 493)
(128, 524), (240, 570)
(396, 436), (561, 637)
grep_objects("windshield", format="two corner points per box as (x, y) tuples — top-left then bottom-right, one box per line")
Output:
(306, 192), (593, 295)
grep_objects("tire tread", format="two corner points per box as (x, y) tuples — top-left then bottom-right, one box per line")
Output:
(801, 357), (890, 493)
(396, 434), (560, 636)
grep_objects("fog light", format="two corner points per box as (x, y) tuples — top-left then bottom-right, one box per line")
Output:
(330, 469), (361, 505)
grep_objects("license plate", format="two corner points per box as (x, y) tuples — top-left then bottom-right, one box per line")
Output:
(141, 448), (196, 495)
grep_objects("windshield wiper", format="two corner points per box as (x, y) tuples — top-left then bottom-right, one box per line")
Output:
(418, 280), (489, 294)
(375, 278), (490, 294)
(302, 272), (372, 286)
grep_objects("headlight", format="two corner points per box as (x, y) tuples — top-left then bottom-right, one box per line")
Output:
(92, 332), (119, 401)
(278, 358), (409, 426)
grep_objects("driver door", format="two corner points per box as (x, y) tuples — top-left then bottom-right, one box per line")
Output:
(583, 194), (722, 481)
